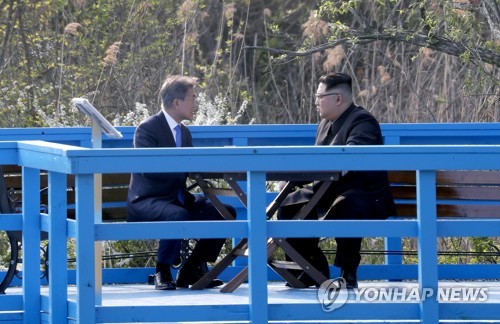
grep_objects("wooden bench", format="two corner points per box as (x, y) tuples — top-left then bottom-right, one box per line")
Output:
(0, 165), (131, 221)
(388, 170), (500, 218)
(378, 170), (500, 271)
(10, 168), (499, 219)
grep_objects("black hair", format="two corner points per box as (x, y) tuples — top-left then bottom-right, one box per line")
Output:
(318, 73), (352, 91)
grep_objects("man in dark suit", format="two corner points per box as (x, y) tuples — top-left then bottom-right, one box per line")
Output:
(127, 75), (235, 290)
(278, 72), (396, 289)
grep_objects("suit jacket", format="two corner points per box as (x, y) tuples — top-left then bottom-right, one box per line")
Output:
(127, 111), (195, 221)
(284, 104), (396, 219)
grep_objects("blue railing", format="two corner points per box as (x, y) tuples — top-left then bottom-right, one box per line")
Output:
(1, 122), (500, 147)
(1, 123), (500, 323)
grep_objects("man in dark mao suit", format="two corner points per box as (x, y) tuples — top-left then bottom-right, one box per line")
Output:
(278, 73), (396, 289)
(127, 75), (235, 290)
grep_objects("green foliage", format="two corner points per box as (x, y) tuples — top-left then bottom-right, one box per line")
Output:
(273, 236), (499, 267)
(102, 240), (157, 268)
(0, 0), (498, 269)
(2, 0), (495, 126)
(0, 232), (11, 271)
(470, 237), (500, 264)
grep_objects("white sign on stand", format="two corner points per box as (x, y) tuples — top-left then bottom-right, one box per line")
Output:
(71, 98), (122, 305)
(71, 98), (123, 140)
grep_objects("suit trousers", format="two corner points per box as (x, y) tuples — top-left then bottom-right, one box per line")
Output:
(156, 198), (235, 265)
(277, 201), (361, 273)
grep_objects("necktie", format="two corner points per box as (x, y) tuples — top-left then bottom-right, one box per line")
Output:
(175, 124), (182, 147)
(174, 124), (185, 204)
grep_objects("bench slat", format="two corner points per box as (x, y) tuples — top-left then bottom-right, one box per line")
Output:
(389, 170), (500, 185)
(395, 204), (500, 218)
(392, 186), (500, 200)
(3, 168), (499, 221)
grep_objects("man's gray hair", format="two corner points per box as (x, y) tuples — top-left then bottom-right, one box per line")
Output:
(159, 75), (198, 109)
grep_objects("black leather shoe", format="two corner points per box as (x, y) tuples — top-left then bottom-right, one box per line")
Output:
(341, 269), (358, 289)
(283, 272), (313, 288)
(285, 252), (330, 288)
(204, 278), (224, 288)
(300, 269), (330, 288)
(154, 271), (176, 290)
(176, 266), (223, 289)
(285, 268), (330, 288)
(198, 261), (210, 275)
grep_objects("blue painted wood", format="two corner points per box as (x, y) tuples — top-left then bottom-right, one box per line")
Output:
(416, 170), (439, 323)
(0, 294), (23, 311)
(48, 171), (68, 323)
(0, 313), (23, 322)
(439, 303), (500, 321)
(94, 220), (248, 240)
(21, 167), (41, 323)
(14, 142), (500, 174)
(437, 219), (500, 236)
(75, 174), (96, 323)
(266, 219), (418, 237)
(0, 213), (22, 230)
(3, 263), (498, 288)
(0, 141), (18, 164)
(382, 135), (404, 271)
(2, 122), (500, 148)
(93, 305), (250, 322)
(17, 280), (500, 323)
(247, 171), (268, 323)
(268, 303), (421, 321)
(1, 123), (500, 323)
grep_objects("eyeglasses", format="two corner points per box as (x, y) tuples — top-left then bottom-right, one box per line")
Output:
(314, 92), (340, 100)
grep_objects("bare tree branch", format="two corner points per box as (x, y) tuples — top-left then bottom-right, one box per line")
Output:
(480, 0), (500, 41)
(244, 30), (500, 68)
(452, 0), (500, 41)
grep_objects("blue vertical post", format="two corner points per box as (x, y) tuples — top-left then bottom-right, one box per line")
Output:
(416, 170), (439, 323)
(247, 171), (268, 324)
(233, 137), (249, 267)
(75, 173), (96, 323)
(382, 136), (402, 276)
(91, 122), (103, 304)
(48, 171), (68, 323)
(22, 167), (41, 323)
(232, 137), (248, 146)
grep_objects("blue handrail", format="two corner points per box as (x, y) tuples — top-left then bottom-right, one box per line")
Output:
(1, 123), (500, 323)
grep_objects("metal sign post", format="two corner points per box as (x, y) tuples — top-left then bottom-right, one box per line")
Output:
(72, 98), (122, 305)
